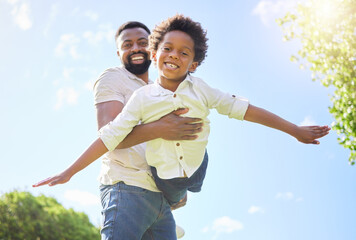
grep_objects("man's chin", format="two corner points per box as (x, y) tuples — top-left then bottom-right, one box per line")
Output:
(125, 61), (151, 75)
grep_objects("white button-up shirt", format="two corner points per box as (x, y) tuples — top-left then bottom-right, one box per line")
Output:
(99, 75), (249, 179)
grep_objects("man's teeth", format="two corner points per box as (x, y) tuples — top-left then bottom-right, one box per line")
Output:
(132, 56), (144, 61)
(167, 63), (178, 68)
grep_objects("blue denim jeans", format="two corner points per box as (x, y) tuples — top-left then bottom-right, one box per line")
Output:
(100, 182), (176, 240)
(151, 150), (209, 205)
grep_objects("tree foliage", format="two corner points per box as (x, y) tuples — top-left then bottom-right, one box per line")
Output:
(278, 0), (356, 164)
(0, 190), (100, 240)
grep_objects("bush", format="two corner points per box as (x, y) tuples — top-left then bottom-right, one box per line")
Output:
(0, 190), (100, 240)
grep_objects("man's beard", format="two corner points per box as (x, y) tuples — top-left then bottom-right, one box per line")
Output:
(124, 52), (151, 75)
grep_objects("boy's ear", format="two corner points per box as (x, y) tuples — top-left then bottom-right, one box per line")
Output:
(188, 61), (198, 73)
(151, 51), (157, 62)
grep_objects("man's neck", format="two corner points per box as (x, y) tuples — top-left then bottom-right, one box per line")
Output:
(135, 72), (149, 84)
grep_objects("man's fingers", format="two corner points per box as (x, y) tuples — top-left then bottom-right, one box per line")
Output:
(183, 127), (203, 135)
(172, 108), (189, 116)
(180, 135), (199, 140)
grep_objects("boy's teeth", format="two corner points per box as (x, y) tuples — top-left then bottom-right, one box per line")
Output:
(167, 63), (178, 68)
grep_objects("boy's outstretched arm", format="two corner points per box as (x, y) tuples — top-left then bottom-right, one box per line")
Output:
(243, 104), (330, 144)
(33, 138), (108, 187)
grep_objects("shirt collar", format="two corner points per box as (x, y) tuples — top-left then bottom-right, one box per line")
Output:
(151, 74), (193, 96)
(121, 65), (153, 84)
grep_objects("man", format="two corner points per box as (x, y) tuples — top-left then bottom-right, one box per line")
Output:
(95, 21), (202, 240)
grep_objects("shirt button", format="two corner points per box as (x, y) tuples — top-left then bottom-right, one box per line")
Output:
(179, 156), (183, 160)
(173, 94), (177, 98)
(176, 143), (180, 146)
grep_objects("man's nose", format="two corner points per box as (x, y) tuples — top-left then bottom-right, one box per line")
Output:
(131, 42), (142, 52)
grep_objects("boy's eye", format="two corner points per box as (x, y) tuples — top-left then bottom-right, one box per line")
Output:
(162, 47), (170, 51)
(182, 52), (188, 56)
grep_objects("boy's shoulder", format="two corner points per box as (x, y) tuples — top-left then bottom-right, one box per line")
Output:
(188, 75), (209, 87)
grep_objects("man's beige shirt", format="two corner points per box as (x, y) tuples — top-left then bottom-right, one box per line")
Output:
(93, 66), (159, 192)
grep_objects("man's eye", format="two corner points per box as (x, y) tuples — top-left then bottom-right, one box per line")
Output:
(140, 42), (148, 47)
(123, 43), (132, 48)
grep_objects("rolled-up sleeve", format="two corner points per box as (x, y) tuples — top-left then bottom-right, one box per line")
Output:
(98, 91), (142, 151)
(194, 77), (249, 120)
(228, 96), (249, 120)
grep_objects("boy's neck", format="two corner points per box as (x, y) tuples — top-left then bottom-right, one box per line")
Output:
(158, 76), (186, 92)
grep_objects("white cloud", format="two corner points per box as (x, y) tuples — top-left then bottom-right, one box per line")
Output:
(296, 197), (304, 202)
(300, 116), (317, 126)
(11, 2), (32, 30)
(63, 67), (75, 80)
(84, 10), (98, 21)
(54, 87), (79, 110)
(212, 216), (244, 233)
(252, 0), (297, 26)
(83, 24), (115, 45)
(64, 190), (100, 206)
(275, 192), (294, 200)
(202, 216), (243, 240)
(43, 4), (59, 37)
(248, 205), (265, 214)
(7, 0), (19, 4)
(55, 34), (81, 59)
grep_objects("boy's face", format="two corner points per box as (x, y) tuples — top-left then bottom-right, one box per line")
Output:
(153, 30), (198, 83)
(116, 27), (151, 75)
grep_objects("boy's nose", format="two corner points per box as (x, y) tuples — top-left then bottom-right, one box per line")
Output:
(169, 51), (179, 59)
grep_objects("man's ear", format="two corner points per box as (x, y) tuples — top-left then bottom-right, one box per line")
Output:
(188, 61), (198, 73)
(116, 50), (120, 57)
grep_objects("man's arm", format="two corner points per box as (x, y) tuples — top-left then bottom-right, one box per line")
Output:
(243, 104), (330, 144)
(96, 101), (204, 149)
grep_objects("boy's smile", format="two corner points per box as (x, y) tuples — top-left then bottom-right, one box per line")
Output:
(153, 30), (198, 91)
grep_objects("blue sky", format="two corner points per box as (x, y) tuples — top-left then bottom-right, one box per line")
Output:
(1, 0), (355, 239)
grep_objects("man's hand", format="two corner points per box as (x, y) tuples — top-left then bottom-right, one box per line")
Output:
(157, 108), (203, 141)
(294, 125), (330, 144)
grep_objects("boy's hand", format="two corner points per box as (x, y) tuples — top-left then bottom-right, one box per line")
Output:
(295, 125), (330, 144)
(32, 171), (72, 187)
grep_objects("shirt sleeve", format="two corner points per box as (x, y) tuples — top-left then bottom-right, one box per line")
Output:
(195, 77), (249, 120)
(98, 90), (142, 151)
(93, 68), (126, 105)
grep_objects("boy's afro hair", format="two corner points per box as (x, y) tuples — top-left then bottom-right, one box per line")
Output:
(149, 14), (208, 66)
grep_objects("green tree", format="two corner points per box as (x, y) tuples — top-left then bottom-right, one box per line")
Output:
(0, 190), (100, 240)
(278, 0), (356, 164)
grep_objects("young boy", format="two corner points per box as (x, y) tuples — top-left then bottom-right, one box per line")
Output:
(33, 15), (330, 209)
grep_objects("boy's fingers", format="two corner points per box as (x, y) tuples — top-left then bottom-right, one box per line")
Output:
(33, 177), (52, 187)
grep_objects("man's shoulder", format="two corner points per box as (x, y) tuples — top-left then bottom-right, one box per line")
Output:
(94, 66), (129, 89)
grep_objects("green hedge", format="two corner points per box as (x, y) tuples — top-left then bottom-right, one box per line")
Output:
(0, 190), (100, 240)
